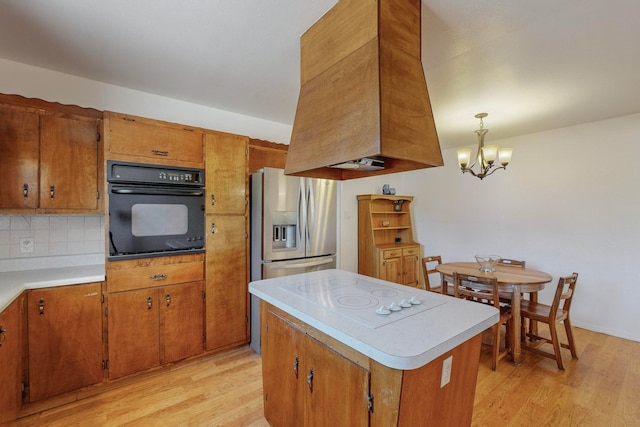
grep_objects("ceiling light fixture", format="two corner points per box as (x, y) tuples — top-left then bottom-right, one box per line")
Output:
(456, 113), (513, 180)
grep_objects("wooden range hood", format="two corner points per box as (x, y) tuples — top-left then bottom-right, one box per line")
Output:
(284, 0), (443, 180)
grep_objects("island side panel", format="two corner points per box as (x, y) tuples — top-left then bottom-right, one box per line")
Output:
(397, 333), (483, 426)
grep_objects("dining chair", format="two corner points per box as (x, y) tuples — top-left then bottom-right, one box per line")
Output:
(453, 272), (512, 370)
(421, 256), (452, 295)
(520, 272), (579, 370)
(496, 258), (528, 303)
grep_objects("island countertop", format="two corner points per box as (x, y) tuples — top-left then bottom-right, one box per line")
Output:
(249, 269), (498, 370)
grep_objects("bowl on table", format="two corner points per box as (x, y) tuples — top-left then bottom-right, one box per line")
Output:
(475, 255), (501, 273)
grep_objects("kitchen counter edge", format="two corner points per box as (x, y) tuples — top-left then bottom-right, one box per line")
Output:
(0, 264), (106, 312)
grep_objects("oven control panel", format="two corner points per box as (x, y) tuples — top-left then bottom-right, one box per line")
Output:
(107, 160), (204, 186)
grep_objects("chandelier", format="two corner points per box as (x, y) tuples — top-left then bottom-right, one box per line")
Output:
(456, 113), (513, 180)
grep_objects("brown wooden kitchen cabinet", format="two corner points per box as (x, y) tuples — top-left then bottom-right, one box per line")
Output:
(260, 301), (484, 426)
(204, 131), (249, 351)
(0, 295), (24, 424)
(358, 195), (421, 287)
(107, 281), (204, 379)
(205, 215), (249, 351)
(106, 255), (205, 379)
(205, 131), (249, 215)
(104, 111), (204, 168)
(27, 283), (103, 402)
(261, 304), (370, 427)
(0, 103), (101, 212)
(378, 246), (420, 287)
(248, 138), (288, 174)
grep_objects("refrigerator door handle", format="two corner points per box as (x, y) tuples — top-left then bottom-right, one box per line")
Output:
(306, 180), (314, 249)
(267, 258), (334, 270)
(297, 181), (304, 246)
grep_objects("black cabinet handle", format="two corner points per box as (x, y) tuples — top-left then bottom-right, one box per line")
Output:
(307, 368), (314, 392)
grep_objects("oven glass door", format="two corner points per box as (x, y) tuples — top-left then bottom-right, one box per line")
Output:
(108, 184), (205, 260)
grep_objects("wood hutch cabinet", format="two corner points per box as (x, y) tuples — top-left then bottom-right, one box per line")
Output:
(358, 195), (420, 287)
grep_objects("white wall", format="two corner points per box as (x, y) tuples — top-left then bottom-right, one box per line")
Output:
(0, 58), (292, 144)
(341, 114), (640, 342)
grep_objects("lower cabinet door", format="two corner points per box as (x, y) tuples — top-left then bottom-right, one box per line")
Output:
(380, 256), (401, 284)
(261, 305), (370, 427)
(304, 335), (370, 427)
(28, 283), (103, 402)
(261, 308), (305, 427)
(108, 289), (160, 379)
(205, 214), (248, 351)
(0, 296), (23, 423)
(160, 281), (204, 363)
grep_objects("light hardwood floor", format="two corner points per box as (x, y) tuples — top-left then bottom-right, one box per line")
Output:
(15, 327), (639, 426)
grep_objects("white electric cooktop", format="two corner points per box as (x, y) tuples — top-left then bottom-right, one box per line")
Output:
(278, 274), (445, 329)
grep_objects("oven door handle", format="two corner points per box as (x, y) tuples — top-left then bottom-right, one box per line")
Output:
(110, 186), (204, 197)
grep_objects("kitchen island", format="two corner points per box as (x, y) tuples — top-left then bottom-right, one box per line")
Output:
(249, 269), (498, 426)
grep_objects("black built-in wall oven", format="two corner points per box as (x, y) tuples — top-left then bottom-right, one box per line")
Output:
(107, 160), (205, 260)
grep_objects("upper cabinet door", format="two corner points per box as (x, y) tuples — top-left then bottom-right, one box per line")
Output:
(0, 105), (39, 209)
(205, 132), (248, 215)
(39, 114), (99, 210)
(105, 111), (204, 167)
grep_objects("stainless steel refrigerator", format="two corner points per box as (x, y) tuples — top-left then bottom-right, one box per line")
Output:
(250, 167), (337, 353)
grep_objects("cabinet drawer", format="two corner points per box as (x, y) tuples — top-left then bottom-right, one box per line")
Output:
(108, 261), (204, 293)
(382, 249), (402, 259)
(403, 246), (419, 256)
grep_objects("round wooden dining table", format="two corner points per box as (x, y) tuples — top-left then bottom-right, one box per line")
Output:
(435, 262), (553, 365)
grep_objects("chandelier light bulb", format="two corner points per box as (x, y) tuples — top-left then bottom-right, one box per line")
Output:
(457, 113), (513, 180)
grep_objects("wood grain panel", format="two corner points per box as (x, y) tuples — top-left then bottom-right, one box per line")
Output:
(287, 39), (381, 176)
(299, 0), (377, 85)
(379, 39), (442, 165)
(0, 105), (39, 209)
(39, 114), (99, 210)
(27, 283), (103, 402)
(248, 139), (288, 174)
(379, 0), (421, 59)
(205, 215), (248, 351)
(205, 132), (248, 215)
(105, 111), (204, 166)
(159, 281), (204, 363)
(107, 260), (204, 293)
(261, 306), (304, 427)
(0, 295), (23, 424)
(398, 333), (483, 426)
(304, 334), (370, 426)
(108, 289), (160, 379)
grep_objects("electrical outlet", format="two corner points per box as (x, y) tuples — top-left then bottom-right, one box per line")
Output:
(20, 237), (35, 254)
(440, 355), (453, 388)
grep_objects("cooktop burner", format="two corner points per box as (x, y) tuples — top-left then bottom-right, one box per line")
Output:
(279, 275), (445, 329)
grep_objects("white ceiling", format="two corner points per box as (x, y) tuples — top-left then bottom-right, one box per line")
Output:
(1, 0), (639, 149)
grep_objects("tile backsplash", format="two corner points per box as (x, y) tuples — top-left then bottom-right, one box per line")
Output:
(0, 215), (105, 272)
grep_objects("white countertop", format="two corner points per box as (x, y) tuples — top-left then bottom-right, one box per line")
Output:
(249, 269), (499, 370)
(0, 264), (106, 312)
